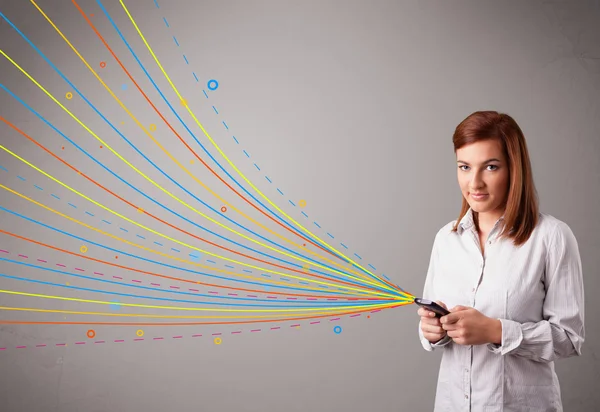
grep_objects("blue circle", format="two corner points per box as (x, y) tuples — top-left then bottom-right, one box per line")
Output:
(333, 325), (342, 334)
(121, 84), (128, 90)
(207, 79), (219, 91)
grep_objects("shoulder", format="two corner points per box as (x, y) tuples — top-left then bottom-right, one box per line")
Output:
(536, 213), (579, 249)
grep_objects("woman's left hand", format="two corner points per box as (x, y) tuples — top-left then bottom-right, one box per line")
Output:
(440, 306), (502, 346)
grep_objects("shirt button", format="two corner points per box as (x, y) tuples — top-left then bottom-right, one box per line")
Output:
(465, 395), (469, 399)
(488, 240), (492, 244)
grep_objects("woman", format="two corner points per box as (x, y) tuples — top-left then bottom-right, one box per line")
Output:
(417, 111), (585, 411)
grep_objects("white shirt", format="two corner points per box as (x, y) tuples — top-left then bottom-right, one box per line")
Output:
(418, 208), (585, 412)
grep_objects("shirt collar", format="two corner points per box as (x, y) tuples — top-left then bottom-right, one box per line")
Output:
(457, 207), (505, 235)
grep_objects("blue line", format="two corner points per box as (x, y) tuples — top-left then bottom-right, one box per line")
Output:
(8, 4), (387, 290)
(101, 219), (111, 225)
(171, 248), (180, 253)
(162, 17), (169, 27)
(242, 269), (252, 273)
(136, 234), (146, 239)
(254, 163), (260, 171)
(368, 264), (376, 270)
(203, 90), (208, 98)
(120, 227), (128, 232)
(0, 205), (372, 297)
(34, 185), (43, 191)
(154, 241), (163, 246)
(340, 243), (348, 249)
(0, 165), (8, 172)
(242, 150), (249, 158)
(277, 188), (284, 196)
(354, 253), (362, 260)
(233, 136), (239, 144)
(265, 176), (272, 183)
(85, 211), (94, 217)
(153, 0), (159, 8)
(327, 232), (334, 239)
(193, 72), (199, 82)
(173, 35), (179, 47)
(212, 106), (218, 114)
(67, 203), (77, 209)
(314, 221), (321, 229)
(288, 200), (296, 207)
(51, 194), (60, 200)
(0, 265), (367, 308)
(225, 265), (234, 269)
(183, 54), (189, 65)
(222, 121), (229, 130)
(17, 175), (25, 181)
(301, 212), (308, 218)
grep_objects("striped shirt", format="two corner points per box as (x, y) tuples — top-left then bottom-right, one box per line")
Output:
(418, 207), (585, 411)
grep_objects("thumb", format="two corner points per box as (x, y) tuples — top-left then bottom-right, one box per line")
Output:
(435, 300), (448, 310)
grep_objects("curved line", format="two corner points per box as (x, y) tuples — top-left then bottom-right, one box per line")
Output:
(118, 0), (404, 296)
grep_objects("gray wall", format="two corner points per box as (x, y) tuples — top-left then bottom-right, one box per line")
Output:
(0, 0), (598, 411)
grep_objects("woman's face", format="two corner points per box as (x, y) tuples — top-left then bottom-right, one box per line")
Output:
(456, 139), (510, 221)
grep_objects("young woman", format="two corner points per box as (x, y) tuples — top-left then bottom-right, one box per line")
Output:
(417, 111), (585, 411)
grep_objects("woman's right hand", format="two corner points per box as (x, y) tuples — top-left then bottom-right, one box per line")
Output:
(418, 301), (449, 344)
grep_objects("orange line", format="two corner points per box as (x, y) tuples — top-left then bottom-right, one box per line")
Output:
(0, 229), (392, 301)
(71, 0), (344, 263)
(0, 116), (385, 295)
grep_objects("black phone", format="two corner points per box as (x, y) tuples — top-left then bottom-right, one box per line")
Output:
(413, 297), (450, 317)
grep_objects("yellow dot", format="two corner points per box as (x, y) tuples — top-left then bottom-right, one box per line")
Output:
(149, 124), (157, 132)
(214, 337), (222, 345)
(298, 199), (307, 208)
(190, 159), (194, 164)
(80, 245), (88, 253)
(65, 92), (73, 100)
(121, 121), (125, 125)
(136, 330), (144, 337)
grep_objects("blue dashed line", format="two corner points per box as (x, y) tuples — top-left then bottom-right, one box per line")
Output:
(207, 259), (216, 264)
(313, 221), (321, 229)
(327, 232), (334, 239)
(171, 248), (180, 253)
(120, 227), (128, 233)
(183, 54), (189, 65)
(301, 211), (308, 218)
(193, 72), (199, 82)
(340, 243), (348, 249)
(136, 234), (146, 239)
(368, 264), (376, 270)
(101, 219), (111, 225)
(222, 121), (229, 130)
(288, 200), (296, 207)
(242, 269), (252, 273)
(51, 194), (60, 200)
(67, 203), (77, 209)
(153, 0), (159, 8)
(85, 211), (94, 217)
(203, 90), (208, 98)
(253, 163), (260, 171)
(225, 265), (234, 269)
(383, 274), (391, 281)
(212, 106), (218, 114)
(154, 241), (163, 246)
(34, 185), (43, 191)
(354, 253), (362, 260)
(173, 36), (180, 47)
(265, 176), (272, 183)
(233, 136), (239, 144)
(299, 281), (309, 285)
(242, 150), (249, 158)
(277, 188), (284, 196)
(0, 165), (8, 172)
(17, 175), (26, 181)
(162, 17), (169, 27)
(280, 278), (290, 282)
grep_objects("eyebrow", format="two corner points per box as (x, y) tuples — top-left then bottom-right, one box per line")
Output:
(456, 158), (501, 165)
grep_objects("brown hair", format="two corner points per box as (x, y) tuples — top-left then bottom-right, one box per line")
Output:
(451, 111), (539, 246)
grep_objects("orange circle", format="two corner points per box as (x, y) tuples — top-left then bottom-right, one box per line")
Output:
(100, 145), (103, 149)
(115, 255), (119, 259)
(62, 146), (65, 150)
(221, 206), (227, 213)
(100, 61), (106, 68)
(87, 329), (96, 338)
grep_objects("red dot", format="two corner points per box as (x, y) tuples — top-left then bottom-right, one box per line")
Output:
(115, 255), (118, 259)
(100, 61), (106, 68)
(100, 145), (103, 149)
(62, 146), (65, 150)
(221, 206), (227, 213)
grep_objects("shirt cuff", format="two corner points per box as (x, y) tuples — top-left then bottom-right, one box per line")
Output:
(487, 318), (523, 355)
(421, 335), (452, 351)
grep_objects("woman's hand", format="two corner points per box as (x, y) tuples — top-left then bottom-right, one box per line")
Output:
(418, 301), (449, 344)
(440, 305), (502, 346)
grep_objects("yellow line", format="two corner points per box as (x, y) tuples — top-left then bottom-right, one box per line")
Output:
(0, 177), (398, 299)
(29, 0), (378, 291)
(0, 289), (399, 313)
(0, 306), (369, 319)
(120, 0), (409, 299)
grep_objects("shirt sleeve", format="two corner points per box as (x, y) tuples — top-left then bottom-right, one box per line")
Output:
(419, 230), (453, 352)
(487, 221), (585, 362)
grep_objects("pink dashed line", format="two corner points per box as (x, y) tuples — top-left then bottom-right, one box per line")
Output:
(192, 334), (202, 338)
(94, 272), (104, 276)
(114, 340), (125, 343)
(290, 324), (300, 328)
(75, 342), (85, 345)
(37, 259), (47, 263)
(231, 331), (241, 334)
(153, 337), (164, 340)
(169, 286), (180, 289)
(247, 295), (258, 298)
(267, 296), (277, 299)
(0, 348), (6, 351)
(212, 333), (222, 336)
(250, 329), (261, 332)
(307, 298), (317, 300)
(133, 339), (144, 342)
(173, 336), (183, 339)
(150, 283), (160, 287)
(286, 297), (298, 300)
(349, 314), (361, 318)
(189, 288), (199, 292)
(56, 263), (66, 268)
(113, 276), (123, 280)
(132, 280), (142, 283)
(56, 343), (66, 347)
(95, 341), (105, 344)
(36, 344), (47, 347)
(0, 249), (8, 253)
(228, 293), (238, 296)
(208, 291), (218, 294)
(18, 254), (28, 258)
(74, 268), (84, 272)
(330, 318), (340, 321)
(16, 346), (26, 349)
(270, 327), (281, 330)
(310, 321), (320, 325)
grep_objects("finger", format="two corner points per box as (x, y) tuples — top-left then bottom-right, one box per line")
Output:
(441, 322), (459, 331)
(420, 317), (442, 326)
(435, 300), (448, 310)
(422, 323), (445, 334)
(450, 305), (469, 312)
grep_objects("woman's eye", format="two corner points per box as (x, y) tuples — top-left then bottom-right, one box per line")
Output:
(488, 165), (498, 171)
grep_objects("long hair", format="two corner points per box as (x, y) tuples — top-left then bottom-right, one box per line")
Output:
(450, 111), (539, 246)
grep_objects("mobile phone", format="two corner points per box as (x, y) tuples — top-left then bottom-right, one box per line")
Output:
(413, 297), (450, 317)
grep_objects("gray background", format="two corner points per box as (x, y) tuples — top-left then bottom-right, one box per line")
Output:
(1, 0), (599, 411)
